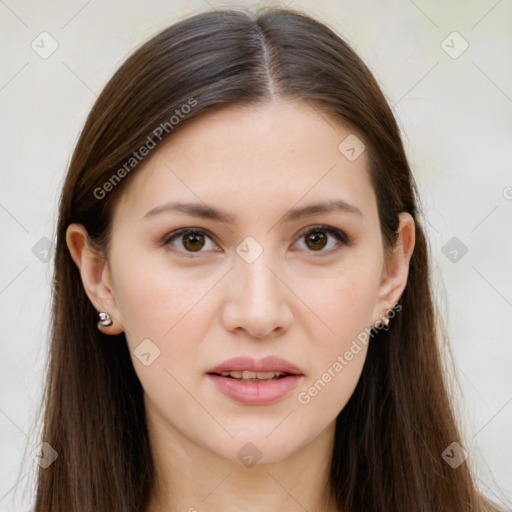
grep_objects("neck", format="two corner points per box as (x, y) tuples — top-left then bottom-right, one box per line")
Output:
(144, 411), (339, 512)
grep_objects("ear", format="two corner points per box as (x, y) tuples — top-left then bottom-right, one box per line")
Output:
(371, 212), (416, 324)
(65, 223), (124, 335)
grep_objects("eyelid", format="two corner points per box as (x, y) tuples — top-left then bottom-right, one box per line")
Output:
(161, 227), (220, 253)
(291, 224), (350, 254)
(294, 224), (349, 245)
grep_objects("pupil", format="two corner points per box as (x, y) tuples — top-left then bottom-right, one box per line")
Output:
(306, 232), (327, 250)
(184, 233), (204, 251)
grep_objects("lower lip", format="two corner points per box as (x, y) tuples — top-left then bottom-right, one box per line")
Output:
(207, 374), (303, 405)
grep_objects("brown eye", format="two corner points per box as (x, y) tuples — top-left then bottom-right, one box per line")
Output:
(163, 228), (218, 255)
(295, 226), (348, 254)
(182, 232), (206, 252)
(305, 231), (328, 251)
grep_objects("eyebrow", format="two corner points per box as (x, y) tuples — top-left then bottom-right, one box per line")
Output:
(142, 199), (364, 224)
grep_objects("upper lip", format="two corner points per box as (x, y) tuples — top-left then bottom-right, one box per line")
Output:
(207, 356), (304, 375)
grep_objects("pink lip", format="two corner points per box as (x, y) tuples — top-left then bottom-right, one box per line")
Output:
(207, 355), (304, 375)
(206, 355), (305, 405)
(207, 374), (303, 405)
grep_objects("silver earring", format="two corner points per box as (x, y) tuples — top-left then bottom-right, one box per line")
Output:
(97, 312), (112, 330)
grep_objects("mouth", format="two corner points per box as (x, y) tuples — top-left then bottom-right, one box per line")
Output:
(206, 373), (303, 405)
(206, 355), (304, 377)
(208, 370), (293, 381)
(206, 356), (305, 405)
(206, 355), (305, 405)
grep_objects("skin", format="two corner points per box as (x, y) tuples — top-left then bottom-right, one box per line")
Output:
(67, 98), (415, 512)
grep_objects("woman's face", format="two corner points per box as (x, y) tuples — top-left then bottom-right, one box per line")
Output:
(78, 98), (414, 464)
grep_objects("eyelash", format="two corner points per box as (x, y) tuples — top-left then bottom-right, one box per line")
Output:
(160, 225), (350, 258)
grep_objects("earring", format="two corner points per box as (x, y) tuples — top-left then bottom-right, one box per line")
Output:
(373, 310), (390, 330)
(97, 312), (113, 330)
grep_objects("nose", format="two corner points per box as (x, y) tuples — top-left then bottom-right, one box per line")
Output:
(220, 250), (294, 339)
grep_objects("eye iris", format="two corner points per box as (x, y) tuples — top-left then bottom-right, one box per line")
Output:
(183, 232), (205, 252)
(305, 231), (327, 251)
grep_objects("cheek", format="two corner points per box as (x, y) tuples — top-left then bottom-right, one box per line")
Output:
(298, 344), (368, 415)
(297, 261), (381, 345)
(295, 286), (370, 419)
(292, 263), (378, 412)
(113, 261), (218, 421)
(111, 248), (226, 392)
(111, 242), (220, 340)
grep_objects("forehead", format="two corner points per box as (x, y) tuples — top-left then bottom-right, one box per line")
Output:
(112, 99), (376, 226)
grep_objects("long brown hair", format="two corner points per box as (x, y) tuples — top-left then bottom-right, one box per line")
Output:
(30, 6), (505, 511)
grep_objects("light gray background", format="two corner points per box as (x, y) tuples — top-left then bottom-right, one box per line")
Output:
(1, 0), (511, 510)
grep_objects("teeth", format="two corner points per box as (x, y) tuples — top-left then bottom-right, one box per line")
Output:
(219, 370), (286, 380)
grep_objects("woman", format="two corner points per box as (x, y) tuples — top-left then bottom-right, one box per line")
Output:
(32, 6), (506, 511)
